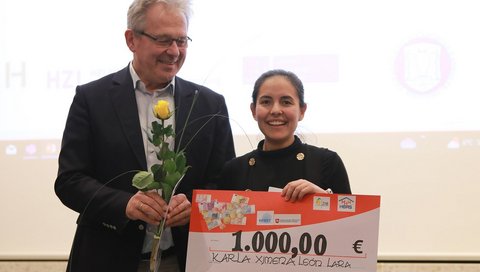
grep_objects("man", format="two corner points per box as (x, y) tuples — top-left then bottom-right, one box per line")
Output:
(54, 0), (235, 271)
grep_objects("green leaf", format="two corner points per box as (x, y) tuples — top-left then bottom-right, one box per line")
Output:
(165, 171), (181, 186)
(163, 125), (175, 137)
(152, 134), (161, 146)
(164, 159), (177, 174)
(146, 181), (162, 190)
(159, 143), (171, 159)
(150, 164), (161, 174)
(176, 153), (187, 173)
(161, 182), (174, 202)
(151, 164), (165, 182)
(151, 121), (163, 135)
(132, 171), (154, 191)
(160, 148), (175, 160)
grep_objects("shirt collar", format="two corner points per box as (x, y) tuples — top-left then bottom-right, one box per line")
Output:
(129, 62), (175, 95)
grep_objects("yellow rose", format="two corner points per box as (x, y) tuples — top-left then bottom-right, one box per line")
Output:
(153, 100), (172, 120)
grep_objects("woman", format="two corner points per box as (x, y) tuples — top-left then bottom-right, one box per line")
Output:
(220, 69), (351, 201)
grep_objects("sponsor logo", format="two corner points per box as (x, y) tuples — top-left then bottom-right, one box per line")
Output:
(338, 196), (356, 212)
(257, 211), (274, 225)
(257, 211), (301, 225)
(313, 196), (331, 211)
(274, 214), (301, 225)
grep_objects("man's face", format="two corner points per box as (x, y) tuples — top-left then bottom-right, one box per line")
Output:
(127, 3), (188, 91)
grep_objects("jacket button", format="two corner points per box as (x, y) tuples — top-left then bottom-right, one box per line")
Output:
(138, 224), (145, 231)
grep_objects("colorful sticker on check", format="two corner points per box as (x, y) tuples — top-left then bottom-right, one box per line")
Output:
(186, 190), (381, 272)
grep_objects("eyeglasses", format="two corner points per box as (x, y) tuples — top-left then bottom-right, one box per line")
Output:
(136, 31), (192, 48)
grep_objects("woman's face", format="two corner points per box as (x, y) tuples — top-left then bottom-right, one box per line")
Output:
(251, 75), (307, 151)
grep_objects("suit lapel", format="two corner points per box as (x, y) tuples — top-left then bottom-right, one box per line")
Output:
(109, 67), (147, 169)
(174, 78), (197, 151)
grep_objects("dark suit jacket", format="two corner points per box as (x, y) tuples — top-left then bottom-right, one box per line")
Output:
(54, 66), (235, 272)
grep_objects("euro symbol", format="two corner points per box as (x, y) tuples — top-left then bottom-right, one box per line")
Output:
(353, 240), (363, 254)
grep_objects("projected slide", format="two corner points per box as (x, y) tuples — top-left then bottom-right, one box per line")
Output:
(2, 0), (480, 141)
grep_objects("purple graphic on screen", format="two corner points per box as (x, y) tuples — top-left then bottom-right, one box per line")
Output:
(25, 144), (37, 155)
(243, 55), (339, 84)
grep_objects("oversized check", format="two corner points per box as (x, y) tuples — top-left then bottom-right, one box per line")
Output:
(186, 190), (380, 272)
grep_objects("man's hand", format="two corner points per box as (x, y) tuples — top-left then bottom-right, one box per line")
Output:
(126, 191), (167, 225)
(126, 191), (190, 227)
(165, 193), (191, 227)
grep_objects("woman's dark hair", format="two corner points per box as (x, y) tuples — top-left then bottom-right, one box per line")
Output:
(252, 69), (305, 107)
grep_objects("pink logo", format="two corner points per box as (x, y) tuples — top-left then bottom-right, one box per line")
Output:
(25, 144), (37, 155)
(395, 37), (451, 94)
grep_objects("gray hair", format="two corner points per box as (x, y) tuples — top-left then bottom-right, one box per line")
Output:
(127, 0), (192, 31)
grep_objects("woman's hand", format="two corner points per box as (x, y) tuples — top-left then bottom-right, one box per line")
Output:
(282, 179), (329, 202)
